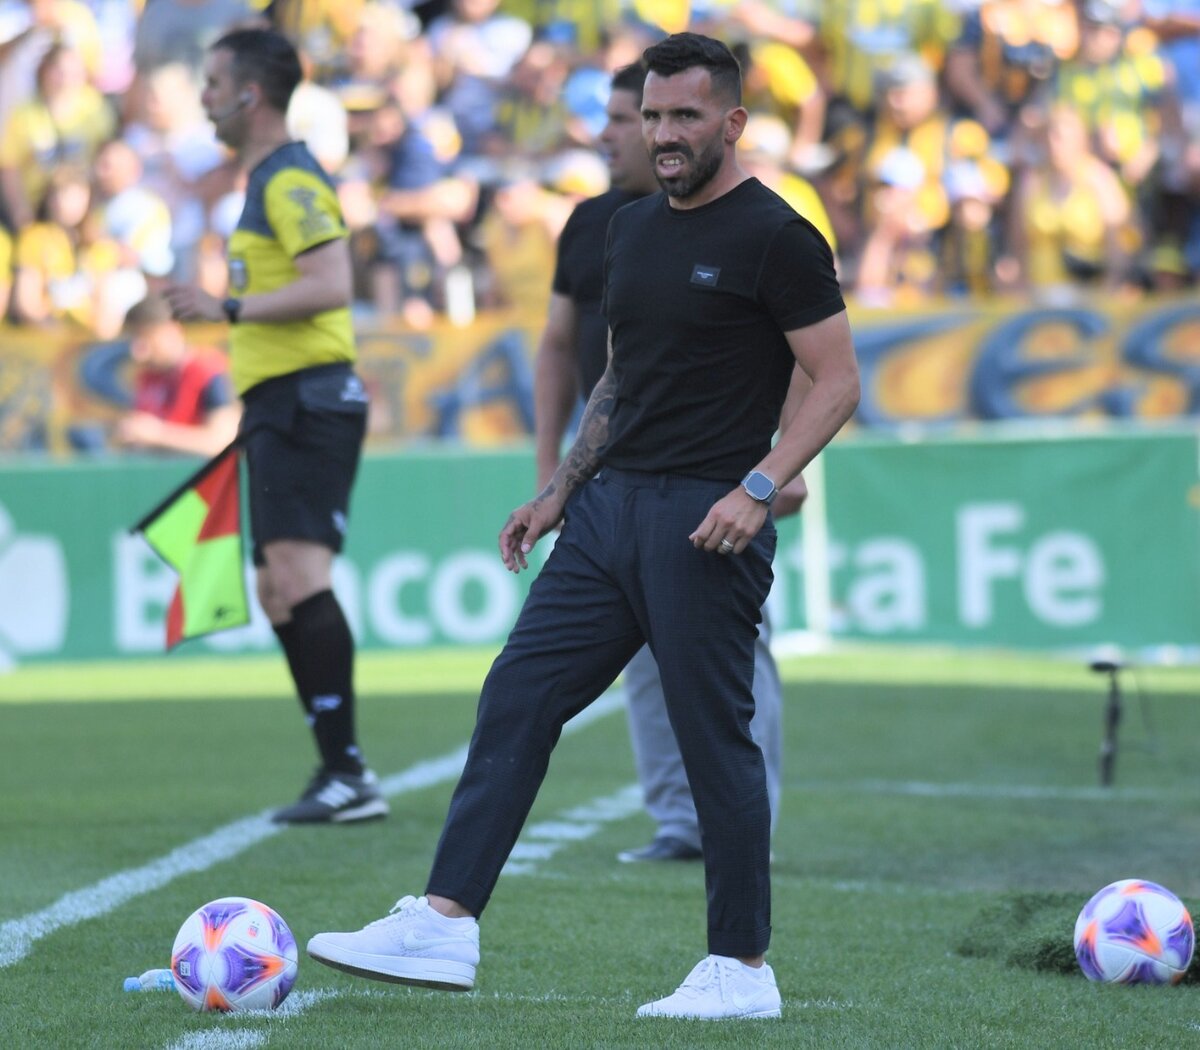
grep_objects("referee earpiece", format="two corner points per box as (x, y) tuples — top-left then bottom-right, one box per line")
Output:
(213, 90), (255, 122)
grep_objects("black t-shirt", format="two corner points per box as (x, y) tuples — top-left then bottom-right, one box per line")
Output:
(600, 177), (845, 481)
(552, 188), (645, 398)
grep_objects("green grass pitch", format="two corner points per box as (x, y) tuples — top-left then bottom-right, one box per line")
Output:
(2, 646), (1200, 1048)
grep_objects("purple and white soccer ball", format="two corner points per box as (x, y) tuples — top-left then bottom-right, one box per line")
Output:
(171, 896), (298, 1011)
(1074, 879), (1194, 985)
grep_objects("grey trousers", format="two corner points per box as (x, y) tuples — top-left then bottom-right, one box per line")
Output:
(624, 607), (782, 851)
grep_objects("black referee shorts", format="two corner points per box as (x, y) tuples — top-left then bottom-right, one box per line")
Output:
(239, 363), (368, 566)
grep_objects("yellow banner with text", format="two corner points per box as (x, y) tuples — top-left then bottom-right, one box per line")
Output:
(2, 295), (1198, 455)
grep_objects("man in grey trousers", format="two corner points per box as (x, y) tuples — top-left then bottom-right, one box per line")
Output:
(619, 609), (784, 860)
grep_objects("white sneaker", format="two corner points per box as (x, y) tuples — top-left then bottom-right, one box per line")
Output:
(637, 955), (782, 1019)
(307, 895), (479, 991)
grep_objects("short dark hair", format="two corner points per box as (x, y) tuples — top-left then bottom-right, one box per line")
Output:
(642, 32), (742, 106)
(124, 293), (177, 330)
(211, 27), (303, 112)
(610, 61), (647, 98)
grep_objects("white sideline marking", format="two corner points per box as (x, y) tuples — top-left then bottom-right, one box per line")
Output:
(802, 779), (1176, 801)
(502, 784), (643, 876)
(0, 691), (624, 968)
(166, 1032), (264, 1050)
(0, 814), (283, 969)
(165, 979), (849, 1050)
(163, 990), (340, 1050)
(792, 998), (855, 1012)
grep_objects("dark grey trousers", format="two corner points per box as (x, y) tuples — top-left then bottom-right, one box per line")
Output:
(426, 467), (776, 957)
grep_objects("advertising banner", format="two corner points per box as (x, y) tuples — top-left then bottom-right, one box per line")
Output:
(816, 429), (1200, 650)
(0, 449), (545, 664)
(3, 294), (1200, 455)
(0, 430), (1196, 665)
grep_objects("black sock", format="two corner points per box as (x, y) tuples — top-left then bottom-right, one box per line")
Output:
(273, 619), (311, 718)
(273, 589), (365, 777)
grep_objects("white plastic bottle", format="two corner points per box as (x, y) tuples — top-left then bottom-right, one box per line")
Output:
(123, 968), (175, 992)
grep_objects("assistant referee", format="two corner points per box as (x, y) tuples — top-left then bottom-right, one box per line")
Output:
(164, 27), (386, 826)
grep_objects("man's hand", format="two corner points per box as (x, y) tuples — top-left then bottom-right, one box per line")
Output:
(113, 411), (165, 448)
(499, 489), (568, 572)
(689, 489), (769, 556)
(163, 284), (225, 323)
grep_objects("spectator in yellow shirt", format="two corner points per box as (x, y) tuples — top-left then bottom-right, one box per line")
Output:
(12, 166), (147, 338)
(735, 39), (829, 175)
(814, 0), (960, 114)
(0, 225), (12, 321)
(0, 42), (115, 230)
(0, 0), (103, 143)
(1055, 0), (1171, 187)
(855, 146), (940, 305)
(1003, 103), (1137, 293)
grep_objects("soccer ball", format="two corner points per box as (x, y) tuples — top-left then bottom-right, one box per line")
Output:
(170, 897), (299, 1011)
(1074, 879), (1194, 984)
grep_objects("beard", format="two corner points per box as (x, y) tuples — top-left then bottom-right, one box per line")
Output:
(654, 136), (724, 201)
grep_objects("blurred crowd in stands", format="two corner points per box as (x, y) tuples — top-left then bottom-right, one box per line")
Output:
(0, 0), (1197, 341)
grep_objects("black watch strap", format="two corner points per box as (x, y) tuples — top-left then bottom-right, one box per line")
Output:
(222, 297), (242, 324)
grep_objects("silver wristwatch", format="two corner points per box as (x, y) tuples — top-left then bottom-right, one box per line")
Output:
(741, 470), (777, 507)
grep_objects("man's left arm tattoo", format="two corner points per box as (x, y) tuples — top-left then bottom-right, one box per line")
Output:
(539, 364), (617, 503)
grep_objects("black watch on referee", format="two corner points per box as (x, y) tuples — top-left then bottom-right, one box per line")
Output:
(741, 470), (777, 508)
(222, 297), (242, 324)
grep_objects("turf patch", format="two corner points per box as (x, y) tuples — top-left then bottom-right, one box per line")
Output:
(954, 891), (1200, 981)
(954, 892), (1089, 975)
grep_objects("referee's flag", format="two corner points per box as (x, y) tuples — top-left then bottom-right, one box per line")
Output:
(130, 441), (249, 649)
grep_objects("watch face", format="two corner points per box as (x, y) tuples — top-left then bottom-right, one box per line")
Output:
(744, 472), (774, 501)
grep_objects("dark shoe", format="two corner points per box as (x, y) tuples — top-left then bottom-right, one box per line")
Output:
(272, 768), (389, 824)
(617, 835), (702, 863)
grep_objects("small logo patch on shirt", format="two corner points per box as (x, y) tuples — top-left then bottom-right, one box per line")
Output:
(690, 264), (721, 287)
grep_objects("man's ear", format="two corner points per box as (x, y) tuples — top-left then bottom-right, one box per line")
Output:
(725, 105), (749, 144)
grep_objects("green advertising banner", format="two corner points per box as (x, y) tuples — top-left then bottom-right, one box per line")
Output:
(0, 449), (548, 664)
(817, 429), (1200, 651)
(0, 430), (1196, 664)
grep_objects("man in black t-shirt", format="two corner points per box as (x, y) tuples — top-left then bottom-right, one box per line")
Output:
(533, 62), (654, 487)
(535, 62), (797, 868)
(308, 33), (860, 1021)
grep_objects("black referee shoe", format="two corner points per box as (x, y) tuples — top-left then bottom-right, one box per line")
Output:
(271, 768), (389, 824)
(617, 835), (702, 863)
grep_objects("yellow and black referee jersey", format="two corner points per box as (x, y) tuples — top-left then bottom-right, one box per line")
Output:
(227, 141), (356, 396)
